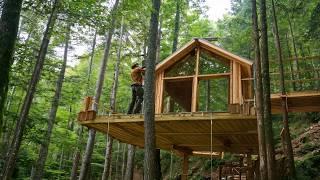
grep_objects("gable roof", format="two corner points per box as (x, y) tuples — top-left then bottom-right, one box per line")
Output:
(156, 38), (253, 72)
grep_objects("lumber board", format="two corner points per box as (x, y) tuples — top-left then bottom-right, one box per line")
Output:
(198, 73), (231, 80)
(191, 48), (200, 112)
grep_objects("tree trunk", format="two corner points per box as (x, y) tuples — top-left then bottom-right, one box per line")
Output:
(285, 33), (296, 90)
(70, 30), (97, 180)
(143, 0), (161, 179)
(0, 0), (59, 178)
(155, 17), (162, 63)
(270, 0), (296, 178)
(251, 0), (268, 179)
(102, 135), (114, 180)
(30, 22), (71, 180)
(114, 141), (120, 179)
(288, 17), (301, 89)
(0, 0), (23, 136)
(79, 0), (120, 179)
(70, 141), (81, 180)
(102, 16), (124, 180)
(259, 0), (276, 179)
(86, 30), (97, 96)
(124, 145), (136, 180)
(121, 144), (127, 180)
(155, 149), (162, 180)
(172, 0), (180, 53)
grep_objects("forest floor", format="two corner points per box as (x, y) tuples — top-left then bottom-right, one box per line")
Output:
(292, 122), (320, 160)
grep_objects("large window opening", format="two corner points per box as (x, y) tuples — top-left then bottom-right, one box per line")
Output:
(162, 78), (193, 112)
(165, 52), (196, 77)
(198, 78), (229, 112)
(161, 48), (231, 113)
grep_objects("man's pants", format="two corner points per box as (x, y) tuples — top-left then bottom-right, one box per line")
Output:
(127, 84), (144, 114)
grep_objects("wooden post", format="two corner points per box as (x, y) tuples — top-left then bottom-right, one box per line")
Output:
(218, 166), (222, 180)
(84, 96), (93, 111)
(182, 154), (189, 180)
(191, 47), (200, 112)
(247, 153), (253, 180)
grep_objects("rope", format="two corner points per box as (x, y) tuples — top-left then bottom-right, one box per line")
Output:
(280, 93), (289, 112)
(169, 149), (173, 179)
(106, 112), (110, 147)
(210, 113), (213, 180)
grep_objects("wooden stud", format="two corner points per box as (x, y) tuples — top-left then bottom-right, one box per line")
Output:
(230, 61), (233, 104)
(198, 73), (231, 80)
(182, 153), (189, 180)
(84, 96), (93, 111)
(163, 75), (194, 81)
(191, 48), (200, 112)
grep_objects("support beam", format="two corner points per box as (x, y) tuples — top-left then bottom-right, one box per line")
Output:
(246, 153), (253, 180)
(181, 153), (189, 180)
(191, 48), (200, 112)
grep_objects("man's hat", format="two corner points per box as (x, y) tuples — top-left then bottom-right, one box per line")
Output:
(131, 63), (139, 69)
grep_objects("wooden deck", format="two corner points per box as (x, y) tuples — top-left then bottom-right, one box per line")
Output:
(271, 91), (320, 113)
(77, 91), (320, 156)
(79, 112), (258, 155)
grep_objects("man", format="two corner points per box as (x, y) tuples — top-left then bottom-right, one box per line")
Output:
(127, 63), (145, 114)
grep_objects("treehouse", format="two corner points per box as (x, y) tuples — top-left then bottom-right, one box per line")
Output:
(78, 38), (320, 178)
(79, 38), (320, 153)
(79, 39), (259, 156)
(154, 38), (254, 114)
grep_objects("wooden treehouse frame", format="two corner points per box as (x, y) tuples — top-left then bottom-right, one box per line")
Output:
(78, 38), (320, 179)
(154, 38), (254, 114)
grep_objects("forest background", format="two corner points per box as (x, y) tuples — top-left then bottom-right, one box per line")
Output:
(0, 0), (319, 179)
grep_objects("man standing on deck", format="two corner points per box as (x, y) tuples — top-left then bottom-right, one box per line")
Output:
(127, 63), (146, 114)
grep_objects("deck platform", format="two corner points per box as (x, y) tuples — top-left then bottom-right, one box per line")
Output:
(79, 112), (258, 155)
(271, 91), (320, 113)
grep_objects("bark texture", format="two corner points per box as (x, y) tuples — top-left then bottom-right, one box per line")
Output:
(0, 0), (59, 178)
(143, 0), (161, 179)
(251, 0), (267, 179)
(259, 0), (276, 179)
(30, 23), (71, 180)
(0, 0), (23, 136)
(270, 0), (296, 178)
(79, 0), (120, 179)
(124, 145), (136, 180)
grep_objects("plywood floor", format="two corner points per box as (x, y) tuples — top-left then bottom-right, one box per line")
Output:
(79, 112), (258, 155)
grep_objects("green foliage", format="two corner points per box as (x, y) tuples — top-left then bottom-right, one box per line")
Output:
(1, 0), (320, 179)
(296, 155), (320, 180)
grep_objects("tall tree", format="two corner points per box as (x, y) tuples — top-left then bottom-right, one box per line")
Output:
(251, 0), (268, 179)
(0, 0), (60, 178)
(124, 145), (136, 180)
(102, 16), (125, 180)
(78, 0), (120, 179)
(259, 0), (276, 179)
(0, 0), (23, 136)
(288, 17), (301, 90)
(172, 0), (180, 53)
(143, 0), (161, 179)
(30, 22), (71, 180)
(270, 0), (296, 178)
(70, 30), (97, 180)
